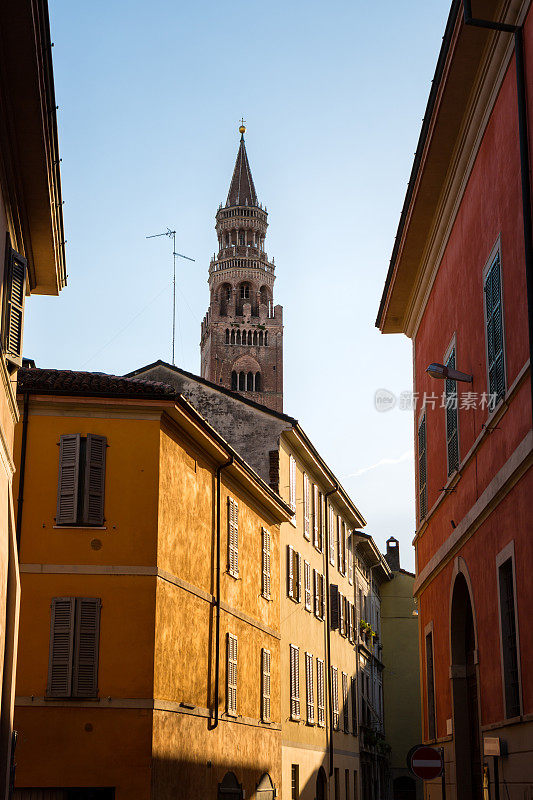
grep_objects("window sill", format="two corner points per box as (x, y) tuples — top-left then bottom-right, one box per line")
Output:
(261, 594), (272, 602)
(44, 695), (99, 701)
(53, 526), (107, 531)
(288, 595), (300, 604)
(226, 571), (240, 580)
(225, 710), (238, 718)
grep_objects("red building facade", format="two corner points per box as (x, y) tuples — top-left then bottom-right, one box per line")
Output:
(377, 2), (533, 798)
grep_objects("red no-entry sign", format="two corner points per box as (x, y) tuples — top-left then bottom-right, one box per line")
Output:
(408, 745), (443, 780)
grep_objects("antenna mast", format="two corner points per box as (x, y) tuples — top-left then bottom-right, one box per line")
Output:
(146, 228), (195, 365)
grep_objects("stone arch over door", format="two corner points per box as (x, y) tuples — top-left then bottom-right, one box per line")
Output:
(449, 558), (482, 800)
(218, 771), (242, 799)
(316, 767), (327, 800)
(256, 773), (275, 800)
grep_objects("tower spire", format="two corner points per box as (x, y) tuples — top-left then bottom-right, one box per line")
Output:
(226, 123), (257, 207)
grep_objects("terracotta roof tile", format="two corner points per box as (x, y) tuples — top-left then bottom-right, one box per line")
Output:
(17, 367), (176, 399)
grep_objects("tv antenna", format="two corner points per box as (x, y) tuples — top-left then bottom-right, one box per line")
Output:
(146, 227), (195, 365)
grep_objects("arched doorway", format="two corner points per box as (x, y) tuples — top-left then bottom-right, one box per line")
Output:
(393, 775), (416, 800)
(256, 773), (275, 800)
(218, 771), (242, 799)
(316, 766), (327, 800)
(450, 571), (482, 800)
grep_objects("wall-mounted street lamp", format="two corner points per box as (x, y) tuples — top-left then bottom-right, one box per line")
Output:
(425, 362), (473, 382)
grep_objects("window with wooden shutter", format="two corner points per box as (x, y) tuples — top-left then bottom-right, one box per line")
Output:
(290, 644), (300, 720)
(56, 434), (107, 527)
(425, 632), (436, 739)
(305, 652), (314, 724)
(498, 559), (520, 718)
(337, 516), (343, 572)
(303, 473), (310, 539)
(313, 569), (320, 617)
(339, 592), (345, 637)
(321, 574), (326, 620)
(313, 484), (320, 548)
(56, 434), (81, 526)
(304, 561), (311, 611)
(351, 675), (357, 735)
(484, 251), (506, 403)
(445, 347), (459, 476)
(83, 434), (106, 525)
(418, 415), (427, 520)
(228, 498), (239, 577)
(261, 648), (271, 723)
(288, 545), (294, 599)
(3, 244), (27, 368)
(317, 658), (325, 727)
(262, 527), (271, 600)
(331, 666), (339, 730)
(289, 454), (296, 511)
(348, 603), (354, 643)
(329, 506), (335, 566)
(348, 538), (353, 585)
(47, 597), (101, 699)
(296, 551), (302, 602)
(227, 633), (238, 715)
(330, 584), (339, 630)
(342, 672), (349, 733)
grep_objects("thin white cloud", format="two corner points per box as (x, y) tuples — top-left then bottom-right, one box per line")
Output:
(346, 450), (412, 478)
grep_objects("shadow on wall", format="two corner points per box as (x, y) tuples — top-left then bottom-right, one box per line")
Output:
(151, 757), (277, 800)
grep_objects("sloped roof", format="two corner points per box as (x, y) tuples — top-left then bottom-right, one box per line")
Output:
(17, 367), (176, 399)
(226, 135), (258, 207)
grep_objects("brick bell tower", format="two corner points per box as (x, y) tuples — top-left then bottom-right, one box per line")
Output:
(200, 123), (283, 412)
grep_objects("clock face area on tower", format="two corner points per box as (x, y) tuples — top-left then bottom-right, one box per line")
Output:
(200, 128), (284, 413)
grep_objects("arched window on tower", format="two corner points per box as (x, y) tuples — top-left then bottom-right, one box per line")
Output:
(247, 331), (252, 345)
(247, 372), (254, 391)
(231, 371), (237, 390)
(239, 231), (245, 246)
(240, 284), (250, 300)
(225, 329), (229, 344)
(259, 331), (263, 346)
(264, 331), (268, 346)
(219, 284), (231, 316)
(236, 330), (241, 345)
(239, 372), (245, 391)
(253, 331), (257, 346)
(231, 330), (235, 345)
(255, 372), (261, 391)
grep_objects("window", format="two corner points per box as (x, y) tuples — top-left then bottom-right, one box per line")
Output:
(247, 371), (254, 391)
(261, 648), (271, 722)
(348, 603), (355, 643)
(225, 329), (229, 344)
(261, 527), (271, 600)
(418, 414), (427, 520)
(445, 346), (459, 475)
(239, 233), (245, 247)
(303, 473), (310, 539)
(227, 633), (238, 715)
(305, 652), (315, 724)
(425, 631), (436, 739)
(314, 570), (325, 620)
(290, 644), (300, 720)
(228, 498), (239, 578)
(330, 584), (340, 631)
(313, 484), (321, 550)
(348, 539), (353, 585)
(239, 371), (245, 391)
(353, 771), (358, 800)
(255, 372), (261, 391)
(56, 434), (107, 526)
(329, 506), (335, 566)
(339, 592), (345, 637)
(47, 597), (101, 698)
(334, 769), (339, 800)
(231, 371), (237, 390)
(289, 455), (296, 511)
(351, 676), (358, 735)
(345, 770), (350, 800)
(317, 658), (325, 727)
(291, 765), (299, 800)
(287, 546), (301, 602)
(331, 666), (339, 729)
(484, 250), (506, 402)
(342, 672), (349, 733)
(2, 241), (27, 368)
(304, 561), (311, 611)
(498, 559), (520, 718)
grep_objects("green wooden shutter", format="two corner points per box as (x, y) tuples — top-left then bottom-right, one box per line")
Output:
(72, 598), (101, 697)
(418, 415), (427, 519)
(56, 434), (81, 525)
(485, 254), (506, 401)
(47, 597), (75, 697)
(83, 434), (107, 525)
(4, 248), (26, 366)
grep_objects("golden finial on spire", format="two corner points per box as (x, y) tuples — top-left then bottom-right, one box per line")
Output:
(239, 117), (246, 135)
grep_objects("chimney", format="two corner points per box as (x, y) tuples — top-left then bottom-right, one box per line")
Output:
(385, 537), (400, 571)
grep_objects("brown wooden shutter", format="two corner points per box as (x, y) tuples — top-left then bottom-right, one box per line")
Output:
(72, 598), (101, 697)
(228, 498), (239, 577)
(47, 597), (75, 697)
(262, 648), (271, 722)
(296, 552), (302, 603)
(287, 545), (294, 598)
(330, 584), (339, 630)
(317, 658), (325, 727)
(339, 592), (345, 636)
(3, 247), (26, 366)
(56, 434), (81, 525)
(83, 434), (107, 525)
(227, 633), (238, 714)
(313, 569), (319, 616)
(262, 527), (271, 599)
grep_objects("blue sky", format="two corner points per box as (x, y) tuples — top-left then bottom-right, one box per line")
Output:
(26, 0), (451, 569)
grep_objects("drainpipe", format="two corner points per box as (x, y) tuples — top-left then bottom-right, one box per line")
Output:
(15, 393), (29, 552)
(212, 455), (233, 730)
(324, 484), (338, 777)
(462, 1), (533, 429)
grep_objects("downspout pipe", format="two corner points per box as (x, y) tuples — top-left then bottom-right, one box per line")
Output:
(15, 393), (29, 552)
(324, 484), (338, 777)
(212, 455), (233, 730)
(462, 1), (533, 429)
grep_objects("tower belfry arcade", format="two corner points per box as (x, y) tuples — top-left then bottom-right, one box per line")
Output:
(200, 124), (283, 412)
